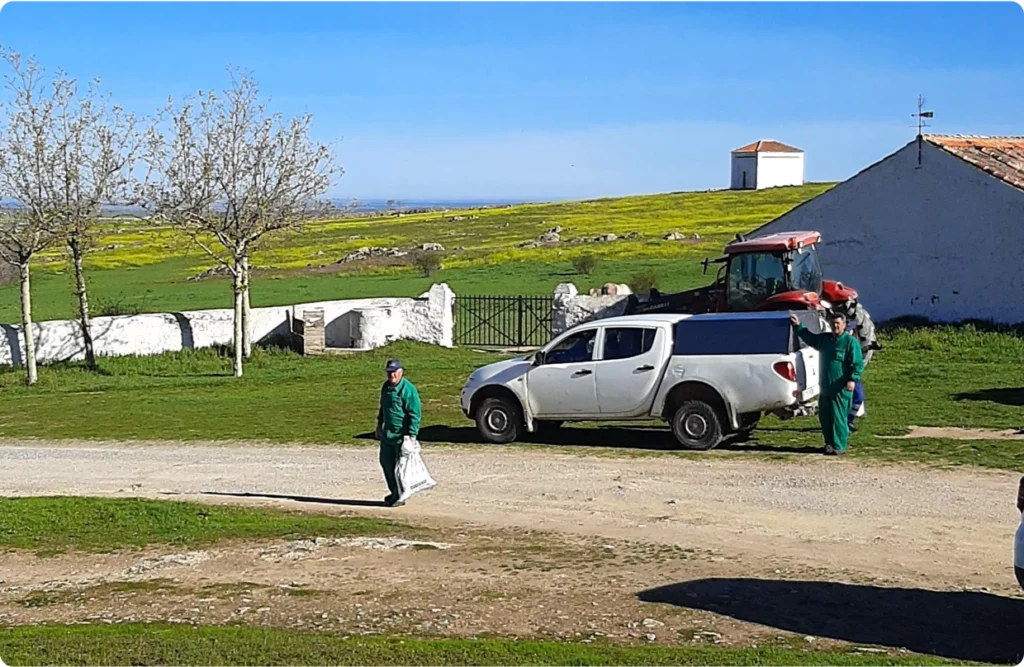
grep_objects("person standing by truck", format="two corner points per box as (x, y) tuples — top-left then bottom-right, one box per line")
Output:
(375, 359), (422, 507)
(843, 299), (878, 432)
(790, 312), (864, 455)
(839, 299), (880, 430)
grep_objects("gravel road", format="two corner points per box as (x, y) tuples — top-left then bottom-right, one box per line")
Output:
(2, 440), (1021, 592)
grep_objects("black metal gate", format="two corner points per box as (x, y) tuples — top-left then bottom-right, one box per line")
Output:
(454, 295), (553, 347)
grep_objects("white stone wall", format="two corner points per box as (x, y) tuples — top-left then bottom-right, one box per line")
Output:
(551, 283), (631, 335)
(730, 154), (757, 190)
(752, 140), (1024, 323)
(0, 283), (455, 367)
(756, 152), (804, 189)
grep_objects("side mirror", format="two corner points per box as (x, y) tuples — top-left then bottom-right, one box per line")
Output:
(533, 351), (545, 366)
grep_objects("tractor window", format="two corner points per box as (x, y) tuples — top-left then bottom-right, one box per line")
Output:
(792, 246), (823, 294)
(726, 252), (786, 311)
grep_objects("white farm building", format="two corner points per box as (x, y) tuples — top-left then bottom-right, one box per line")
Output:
(752, 135), (1024, 324)
(730, 140), (805, 190)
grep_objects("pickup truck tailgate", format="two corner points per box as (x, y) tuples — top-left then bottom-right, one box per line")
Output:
(797, 347), (820, 402)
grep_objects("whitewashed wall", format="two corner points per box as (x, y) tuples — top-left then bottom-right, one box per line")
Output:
(0, 283), (455, 367)
(756, 152), (804, 189)
(753, 141), (1024, 323)
(730, 153), (757, 190)
(551, 283), (631, 335)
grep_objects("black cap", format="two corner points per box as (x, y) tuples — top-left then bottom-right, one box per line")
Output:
(385, 359), (402, 373)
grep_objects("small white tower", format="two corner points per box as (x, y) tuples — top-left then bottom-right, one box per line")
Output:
(730, 140), (805, 190)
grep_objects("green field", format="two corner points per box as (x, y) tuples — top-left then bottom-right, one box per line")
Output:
(0, 496), (406, 554)
(0, 185), (831, 322)
(0, 325), (1021, 470)
(0, 624), (965, 666)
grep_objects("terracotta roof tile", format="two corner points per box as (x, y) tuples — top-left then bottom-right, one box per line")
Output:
(924, 134), (1024, 192)
(732, 140), (803, 154)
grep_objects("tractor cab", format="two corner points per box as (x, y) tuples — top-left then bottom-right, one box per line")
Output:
(717, 231), (825, 312)
(625, 230), (856, 316)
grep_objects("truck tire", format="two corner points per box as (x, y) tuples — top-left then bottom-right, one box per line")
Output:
(475, 397), (522, 444)
(671, 400), (724, 451)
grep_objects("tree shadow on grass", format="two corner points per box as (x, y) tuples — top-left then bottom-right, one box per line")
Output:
(954, 387), (1024, 407)
(198, 490), (386, 508)
(638, 577), (1024, 664)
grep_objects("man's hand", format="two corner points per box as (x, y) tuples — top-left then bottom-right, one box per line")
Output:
(789, 314), (800, 327)
(846, 381), (856, 392)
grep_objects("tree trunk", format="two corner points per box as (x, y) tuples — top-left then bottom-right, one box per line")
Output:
(241, 254), (252, 358)
(232, 261), (244, 378)
(69, 235), (96, 370)
(18, 260), (38, 386)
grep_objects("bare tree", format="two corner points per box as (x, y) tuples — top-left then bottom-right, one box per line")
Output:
(143, 72), (339, 377)
(0, 205), (57, 385)
(0, 50), (140, 371)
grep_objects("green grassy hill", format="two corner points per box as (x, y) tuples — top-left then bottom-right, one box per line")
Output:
(0, 184), (832, 322)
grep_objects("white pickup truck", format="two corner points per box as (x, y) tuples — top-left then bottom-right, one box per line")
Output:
(460, 311), (822, 450)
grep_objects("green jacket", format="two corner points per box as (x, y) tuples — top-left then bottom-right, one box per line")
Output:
(795, 324), (864, 396)
(377, 377), (422, 445)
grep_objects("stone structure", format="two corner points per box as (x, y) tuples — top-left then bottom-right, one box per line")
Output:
(0, 283), (455, 367)
(551, 283), (632, 335)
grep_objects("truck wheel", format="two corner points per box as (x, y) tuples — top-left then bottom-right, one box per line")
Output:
(475, 397), (522, 444)
(671, 400), (724, 451)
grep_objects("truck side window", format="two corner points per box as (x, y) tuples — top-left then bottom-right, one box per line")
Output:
(545, 329), (596, 364)
(603, 327), (656, 360)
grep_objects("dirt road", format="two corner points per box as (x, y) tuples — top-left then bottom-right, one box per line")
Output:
(4, 440), (1024, 663)
(3, 439), (1020, 591)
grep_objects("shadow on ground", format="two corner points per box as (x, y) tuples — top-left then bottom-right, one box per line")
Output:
(638, 577), (1024, 664)
(412, 424), (825, 455)
(200, 490), (386, 508)
(954, 387), (1024, 407)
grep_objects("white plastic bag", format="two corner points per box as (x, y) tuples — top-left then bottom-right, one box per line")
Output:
(856, 402), (866, 418)
(396, 436), (436, 503)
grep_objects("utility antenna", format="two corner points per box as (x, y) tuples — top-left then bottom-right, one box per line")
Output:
(911, 94), (934, 167)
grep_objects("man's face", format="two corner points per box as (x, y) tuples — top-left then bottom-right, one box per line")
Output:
(387, 368), (404, 385)
(831, 315), (847, 337)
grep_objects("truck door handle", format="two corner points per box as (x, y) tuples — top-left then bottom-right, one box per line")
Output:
(636, 365), (655, 372)
(573, 369), (593, 377)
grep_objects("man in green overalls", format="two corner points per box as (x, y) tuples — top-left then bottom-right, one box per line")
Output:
(790, 313), (864, 455)
(375, 359), (422, 506)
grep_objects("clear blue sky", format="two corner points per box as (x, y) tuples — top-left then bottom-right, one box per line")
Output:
(1, 2), (1022, 200)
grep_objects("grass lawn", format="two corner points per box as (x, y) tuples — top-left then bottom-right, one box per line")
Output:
(0, 624), (967, 666)
(0, 185), (830, 322)
(0, 497), (406, 554)
(0, 325), (1021, 470)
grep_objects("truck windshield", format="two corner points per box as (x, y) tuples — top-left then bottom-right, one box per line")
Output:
(726, 252), (786, 311)
(792, 246), (823, 294)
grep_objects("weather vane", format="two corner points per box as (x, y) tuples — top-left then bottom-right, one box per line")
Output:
(912, 95), (934, 167)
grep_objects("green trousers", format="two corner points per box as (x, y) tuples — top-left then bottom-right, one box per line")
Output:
(379, 440), (401, 499)
(820, 389), (854, 451)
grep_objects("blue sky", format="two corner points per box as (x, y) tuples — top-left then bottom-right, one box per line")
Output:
(1, 2), (1022, 200)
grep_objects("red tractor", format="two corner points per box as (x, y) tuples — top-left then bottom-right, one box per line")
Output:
(625, 231), (858, 316)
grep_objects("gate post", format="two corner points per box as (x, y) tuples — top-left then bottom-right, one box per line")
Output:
(517, 297), (524, 347)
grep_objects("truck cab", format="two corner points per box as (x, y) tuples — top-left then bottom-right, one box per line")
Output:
(461, 311), (823, 451)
